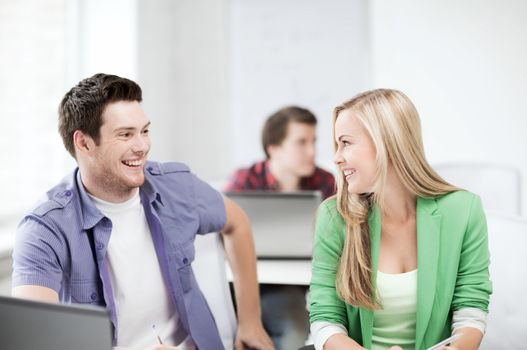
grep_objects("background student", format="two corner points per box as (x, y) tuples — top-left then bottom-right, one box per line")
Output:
(225, 106), (335, 350)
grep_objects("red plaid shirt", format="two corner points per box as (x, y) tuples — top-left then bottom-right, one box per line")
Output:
(224, 160), (336, 200)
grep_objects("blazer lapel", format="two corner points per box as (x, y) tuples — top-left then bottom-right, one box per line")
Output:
(415, 197), (441, 350)
(360, 205), (381, 348)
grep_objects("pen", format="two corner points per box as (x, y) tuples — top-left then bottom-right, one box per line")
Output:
(151, 324), (163, 345)
(426, 333), (462, 350)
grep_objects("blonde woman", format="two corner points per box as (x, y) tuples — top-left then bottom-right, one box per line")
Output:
(309, 89), (492, 350)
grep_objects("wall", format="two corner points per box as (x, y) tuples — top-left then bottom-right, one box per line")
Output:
(136, 0), (370, 181)
(137, 0), (229, 181)
(0, 0), (69, 221)
(228, 0), (371, 172)
(370, 0), (527, 214)
(74, 0), (138, 80)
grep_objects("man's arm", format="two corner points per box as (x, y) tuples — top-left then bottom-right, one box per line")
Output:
(12, 285), (59, 302)
(220, 196), (275, 350)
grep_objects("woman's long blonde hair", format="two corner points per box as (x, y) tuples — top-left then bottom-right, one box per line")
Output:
(333, 89), (458, 310)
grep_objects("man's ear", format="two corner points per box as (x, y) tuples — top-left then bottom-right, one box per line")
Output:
(267, 144), (278, 159)
(73, 130), (94, 156)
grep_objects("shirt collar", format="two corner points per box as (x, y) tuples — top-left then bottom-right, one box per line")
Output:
(142, 161), (164, 206)
(75, 169), (105, 230)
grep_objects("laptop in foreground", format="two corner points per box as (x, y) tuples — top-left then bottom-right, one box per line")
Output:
(0, 295), (112, 350)
(225, 191), (322, 259)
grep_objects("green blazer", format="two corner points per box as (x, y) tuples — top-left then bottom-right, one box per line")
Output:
(309, 191), (492, 350)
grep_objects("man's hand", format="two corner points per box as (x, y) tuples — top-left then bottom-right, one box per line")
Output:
(235, 319), (275, 350)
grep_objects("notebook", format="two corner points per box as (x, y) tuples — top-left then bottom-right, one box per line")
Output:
(225, 191), (322, 259)
(0, 295), (112, 350)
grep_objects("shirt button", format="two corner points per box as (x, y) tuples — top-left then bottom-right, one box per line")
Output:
(182, 258), (189, 264)
(90, 293), (97, 301)
(64, 190), (72, 197)
(147, 166), (153, 172)
(96, 242), (104, 250)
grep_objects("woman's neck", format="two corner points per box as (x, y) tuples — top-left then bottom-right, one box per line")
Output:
(382, 168), (416, 224)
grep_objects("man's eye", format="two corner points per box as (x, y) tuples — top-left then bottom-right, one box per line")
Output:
(119, 133), (131, 138)
(298, 139), (310, 146)
(143, 129), (150, 135)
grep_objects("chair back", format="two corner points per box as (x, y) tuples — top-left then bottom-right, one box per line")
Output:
(193, 233), (237, 349)
(480, 214), (527, 349)
(433, 163), (522, 215)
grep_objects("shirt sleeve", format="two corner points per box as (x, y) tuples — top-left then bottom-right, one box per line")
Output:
(192, 174), (227, 235)
(452, 307), (488, 335)
(223, 169), (249, 192)
(12, 216), (64, 292)
(309, 200), (349, 327)
(311, 320), (347, 350)
(451, 194), (492, 312)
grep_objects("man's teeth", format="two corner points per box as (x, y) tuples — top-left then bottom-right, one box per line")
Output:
(344, 169), (356, 176)
(123, 160), (143, 167)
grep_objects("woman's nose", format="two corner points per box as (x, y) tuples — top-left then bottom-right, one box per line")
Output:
(333, 149), (344, 165)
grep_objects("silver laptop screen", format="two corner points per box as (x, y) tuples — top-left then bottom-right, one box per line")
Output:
(0, 296), (112, 350)
(225, 191), (322, 259)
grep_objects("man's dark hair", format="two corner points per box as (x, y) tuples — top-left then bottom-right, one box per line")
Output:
(58, 73), (143, 158)
(261, 106), (317, 159)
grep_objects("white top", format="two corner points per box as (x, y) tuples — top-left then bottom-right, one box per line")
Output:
(89, 190), (193, 349)
(371, 269), (417, 350)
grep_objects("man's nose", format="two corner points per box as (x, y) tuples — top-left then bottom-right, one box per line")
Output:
(307, 143), (316, 158)
(132, 134), (149, 153)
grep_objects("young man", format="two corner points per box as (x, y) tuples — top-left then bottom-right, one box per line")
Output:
(12, 73), (274, 350)
(225, 106), (334, 199)
(224, 106), (335, 350)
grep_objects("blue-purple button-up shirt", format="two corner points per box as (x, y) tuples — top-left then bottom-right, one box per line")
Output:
(12, 161), (227, 349)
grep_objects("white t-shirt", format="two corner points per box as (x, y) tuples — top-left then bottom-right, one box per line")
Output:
(89, 190), (194, 349)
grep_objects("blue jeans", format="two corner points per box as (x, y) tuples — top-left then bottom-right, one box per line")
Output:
(260, 284), (310, 350)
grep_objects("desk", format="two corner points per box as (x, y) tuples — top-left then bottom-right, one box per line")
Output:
(226, 259), (312, 285)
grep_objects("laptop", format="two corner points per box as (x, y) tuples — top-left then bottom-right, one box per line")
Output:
(225, 191), (322, 259)
(0, 295), (112, 350)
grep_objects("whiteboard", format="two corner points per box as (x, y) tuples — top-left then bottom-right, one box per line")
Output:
(227, 0), (371, 170)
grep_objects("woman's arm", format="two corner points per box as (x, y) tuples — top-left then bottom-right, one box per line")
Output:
(324, 333), (365, 350)
(311, 321), (364, 350)
(449, 194), (492, 349)
(439, 327), (483, 350)
(310, 200), (358, 348)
